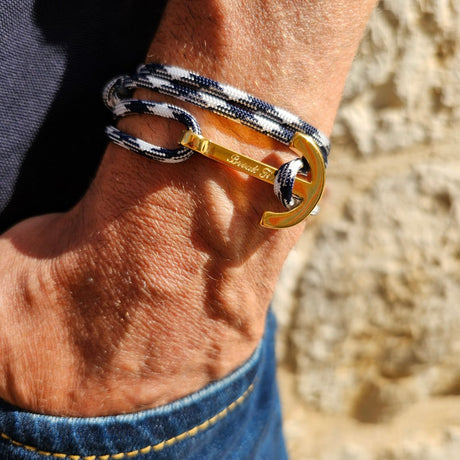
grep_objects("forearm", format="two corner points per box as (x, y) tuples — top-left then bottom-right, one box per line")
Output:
(148, 0), (376, 132)
(0, 0), (377, 416)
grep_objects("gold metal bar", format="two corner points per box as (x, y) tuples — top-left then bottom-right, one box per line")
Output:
(179, 131), (310, 195)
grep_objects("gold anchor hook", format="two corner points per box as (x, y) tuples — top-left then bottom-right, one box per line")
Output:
(179, 131), (326, 229)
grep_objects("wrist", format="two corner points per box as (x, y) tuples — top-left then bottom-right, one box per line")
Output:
(0, 174), (273, 416)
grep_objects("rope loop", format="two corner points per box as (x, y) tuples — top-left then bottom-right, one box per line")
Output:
(105, 98), (201, 163)
(274, 158), (309, 209)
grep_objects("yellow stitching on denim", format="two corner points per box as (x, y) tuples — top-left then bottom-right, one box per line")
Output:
(0, 383), (254, 459)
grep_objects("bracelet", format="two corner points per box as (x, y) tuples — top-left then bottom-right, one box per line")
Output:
(103, 64), (329, 228)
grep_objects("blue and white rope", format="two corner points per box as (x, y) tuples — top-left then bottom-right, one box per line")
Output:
(103, 64), (330, 209)
(105, 99), (201, 163)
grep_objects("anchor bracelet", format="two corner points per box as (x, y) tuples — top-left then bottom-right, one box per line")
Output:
(102, 64), (329, 228)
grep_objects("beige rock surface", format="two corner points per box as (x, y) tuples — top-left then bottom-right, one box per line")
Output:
(279, 368), (460, 460)
(334, 0), (460, 155)
(273, 1), (460, 458)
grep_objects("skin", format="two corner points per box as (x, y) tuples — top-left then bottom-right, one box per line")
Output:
(0, 0), (377, 416)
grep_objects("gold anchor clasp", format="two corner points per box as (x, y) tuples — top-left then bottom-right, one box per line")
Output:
(179, 130), (326, 229)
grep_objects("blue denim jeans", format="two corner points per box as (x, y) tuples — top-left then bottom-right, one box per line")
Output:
(0, 311), (287, 459)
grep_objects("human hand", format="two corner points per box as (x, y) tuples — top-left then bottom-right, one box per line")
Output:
(0, 0), (377, 416)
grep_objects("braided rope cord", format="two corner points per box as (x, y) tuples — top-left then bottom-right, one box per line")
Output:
(103, 64), (330, 209)
(105, 98), (202, 163)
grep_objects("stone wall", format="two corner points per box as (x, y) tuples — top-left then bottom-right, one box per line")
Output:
(273, 1), (460, 458)
(335, 0), (460, 155)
